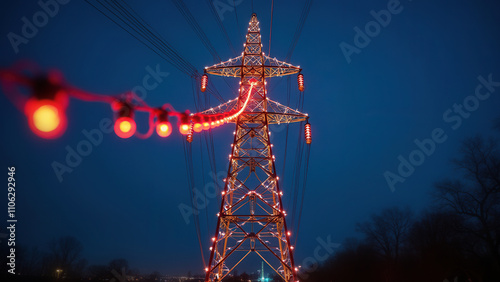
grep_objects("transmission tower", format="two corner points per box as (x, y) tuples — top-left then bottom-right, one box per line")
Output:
(202, 14), (310, 282)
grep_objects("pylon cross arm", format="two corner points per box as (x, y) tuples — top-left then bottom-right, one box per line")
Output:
(204, 55), (301, 78)
(205, 65), (301, 78)
(201, 98), (308, 124)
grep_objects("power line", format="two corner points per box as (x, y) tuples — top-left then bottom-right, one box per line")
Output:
(171, 0), (236, 94)
(172, 0), (221, 62)
(286, 0), (313, 61)
(182, 137), (207, 268)
(294, 143), (311, 247)
(204, 0), (237, 56)
(110, 0), (197, 74)
(233, 0), (242, 41)
(269, 0), (274, 56)
(85, 0), (225, 103)
(85, 3), (227, 259)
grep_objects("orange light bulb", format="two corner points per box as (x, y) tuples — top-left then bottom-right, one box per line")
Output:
(33, 105), (60, 132)
(193, 123), (203, 133)
(156, 121), (172, 137)
(179, 123), (190, 135)
(25, 98), (67, 139)
(202, 122), (210, 130)
(120, 121), (131, 132)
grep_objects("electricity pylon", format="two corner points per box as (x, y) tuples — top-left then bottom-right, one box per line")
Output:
(202, 14), (309, 282)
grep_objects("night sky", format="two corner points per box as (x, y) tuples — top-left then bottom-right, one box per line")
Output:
(1, 0), (500, 276)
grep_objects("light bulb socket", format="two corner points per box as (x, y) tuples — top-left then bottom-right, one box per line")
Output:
(157, 109), (169, 122)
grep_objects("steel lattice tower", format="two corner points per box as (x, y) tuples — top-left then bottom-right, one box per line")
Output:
(202, 14), (309, 282)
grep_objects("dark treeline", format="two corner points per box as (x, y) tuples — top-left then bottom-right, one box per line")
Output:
(303, 133), (500, 282)
(0, 235), (168, 281)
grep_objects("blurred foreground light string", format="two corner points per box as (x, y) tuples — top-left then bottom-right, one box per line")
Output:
(0, 63), (256, 140)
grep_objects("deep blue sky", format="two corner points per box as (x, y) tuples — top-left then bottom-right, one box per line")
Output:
(1, 0), (500, 276)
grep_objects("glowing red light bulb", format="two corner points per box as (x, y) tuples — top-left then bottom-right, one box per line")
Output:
(25, 98), (67, 139)
(155, 110), (172, 137)
(179, 113), (193, 135)
(114, 116), (136, 138)
(202, 121), (210, 130)
(193, 123), (203, 133)
(190, 115), (203, 133)
(156, 121), (172, 137)
(179, 123), (190, 135)
(113, 102), (136, 138)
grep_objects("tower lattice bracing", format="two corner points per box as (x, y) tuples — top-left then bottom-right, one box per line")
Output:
(203, 14), (308, 282)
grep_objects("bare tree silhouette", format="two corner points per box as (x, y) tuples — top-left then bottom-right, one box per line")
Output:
(356, 206), (413, 261)
(47, 235), (85, 277)
(434, 136), (500, 272)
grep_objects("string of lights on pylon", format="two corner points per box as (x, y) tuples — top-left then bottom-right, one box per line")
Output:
(0, 64), (309, 143)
